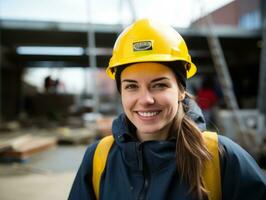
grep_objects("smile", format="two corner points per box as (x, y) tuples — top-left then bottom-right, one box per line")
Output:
(137, 111), (160, 117)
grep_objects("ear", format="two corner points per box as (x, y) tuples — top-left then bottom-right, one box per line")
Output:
(178, 92), (185, 102)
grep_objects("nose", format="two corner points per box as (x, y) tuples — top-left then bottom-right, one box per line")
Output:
(138, 89), (155, 105)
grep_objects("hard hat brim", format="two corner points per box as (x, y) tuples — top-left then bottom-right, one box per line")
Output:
(106, 54), (197, 80)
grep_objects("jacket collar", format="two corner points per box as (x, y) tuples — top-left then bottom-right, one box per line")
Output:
(112, 113), (177, 173)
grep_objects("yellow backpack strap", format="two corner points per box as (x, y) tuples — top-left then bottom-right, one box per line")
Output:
(92, 135), (114, 200)
(202, 131), (222, 200)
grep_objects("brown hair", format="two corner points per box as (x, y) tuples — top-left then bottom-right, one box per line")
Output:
(170, 83), (212, 200)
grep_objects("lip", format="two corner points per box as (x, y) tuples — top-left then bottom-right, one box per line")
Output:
(134, 110), (162, 121)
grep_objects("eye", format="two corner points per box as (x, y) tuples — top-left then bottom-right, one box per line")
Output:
(124, 84), (138, 90)
(152, 83), (168, 89)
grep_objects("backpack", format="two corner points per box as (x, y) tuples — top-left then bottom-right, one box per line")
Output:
(92, 131), (221, 200)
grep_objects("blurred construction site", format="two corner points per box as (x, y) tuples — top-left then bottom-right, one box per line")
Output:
(0, 0), (266, 199)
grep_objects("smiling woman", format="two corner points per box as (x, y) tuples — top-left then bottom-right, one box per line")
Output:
(120, 63), (182, 141)
(68, 19), (266, 200)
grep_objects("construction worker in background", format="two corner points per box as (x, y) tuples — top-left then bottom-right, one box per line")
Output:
(196, 75), (219, 126)
(68, 19), (266, 200)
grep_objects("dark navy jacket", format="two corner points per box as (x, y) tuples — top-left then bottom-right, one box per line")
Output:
(68, 102), (266, 200)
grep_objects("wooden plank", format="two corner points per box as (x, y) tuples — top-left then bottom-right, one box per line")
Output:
(0, 135), (32, 152)
(0, 136), (56, 160)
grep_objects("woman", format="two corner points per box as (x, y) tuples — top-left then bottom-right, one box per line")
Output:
(68, 19), (266, 200)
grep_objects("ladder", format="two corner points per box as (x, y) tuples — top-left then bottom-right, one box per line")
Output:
(203, 14), (254, 151)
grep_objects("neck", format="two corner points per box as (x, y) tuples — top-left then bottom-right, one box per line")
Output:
(136, 125), (171, 142)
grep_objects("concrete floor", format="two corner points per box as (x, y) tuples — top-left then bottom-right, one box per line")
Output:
(0, 145), (87, 200)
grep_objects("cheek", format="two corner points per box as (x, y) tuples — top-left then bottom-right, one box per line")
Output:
(121, 93), (133, 111)
(162, 92), (179, 112)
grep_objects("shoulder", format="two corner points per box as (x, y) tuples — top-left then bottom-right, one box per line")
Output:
(81, 136), (116, 171)
(79, 140), (100, 174)
(85, 140), (100, 159)
(68, 140), (100, 200)
(217, 134), (261, 173)
(218, 135), (257, 164)
(217, 135), (266, 200)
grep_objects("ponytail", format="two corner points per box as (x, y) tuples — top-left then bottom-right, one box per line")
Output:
(170, 89), (212, 199)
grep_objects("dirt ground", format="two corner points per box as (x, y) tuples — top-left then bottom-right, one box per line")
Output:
(0, 145), (86, 200)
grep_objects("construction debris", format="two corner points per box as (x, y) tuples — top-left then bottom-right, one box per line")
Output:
(56, 127), (96, 145)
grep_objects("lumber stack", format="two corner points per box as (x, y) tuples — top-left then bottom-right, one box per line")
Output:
(0, 134), (56, 162)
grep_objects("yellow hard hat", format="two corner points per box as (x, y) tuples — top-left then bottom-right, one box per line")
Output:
(106, 18), (197, 79)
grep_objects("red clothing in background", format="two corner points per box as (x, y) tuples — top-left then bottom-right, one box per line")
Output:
(196, 89), (218, 110)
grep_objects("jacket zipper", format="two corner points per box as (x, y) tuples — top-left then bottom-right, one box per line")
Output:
(137, 143), (149, 200)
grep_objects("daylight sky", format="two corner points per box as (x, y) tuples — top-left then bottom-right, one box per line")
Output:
(0, 0), (233, 27)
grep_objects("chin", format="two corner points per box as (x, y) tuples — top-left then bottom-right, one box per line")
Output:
(136, 125), (164, 134)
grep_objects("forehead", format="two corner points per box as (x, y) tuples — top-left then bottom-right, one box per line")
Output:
(121, 62), (175, 80)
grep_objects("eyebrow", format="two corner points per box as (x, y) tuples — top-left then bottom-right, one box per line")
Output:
(121, 77), (170, 83)
(151, 77), (170, 83)
(121, 79), (137, 83)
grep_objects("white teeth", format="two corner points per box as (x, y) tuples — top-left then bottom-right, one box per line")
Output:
(138, 111), (159, 117)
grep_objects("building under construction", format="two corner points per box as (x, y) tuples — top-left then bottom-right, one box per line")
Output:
(0, 0), (265, 199)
